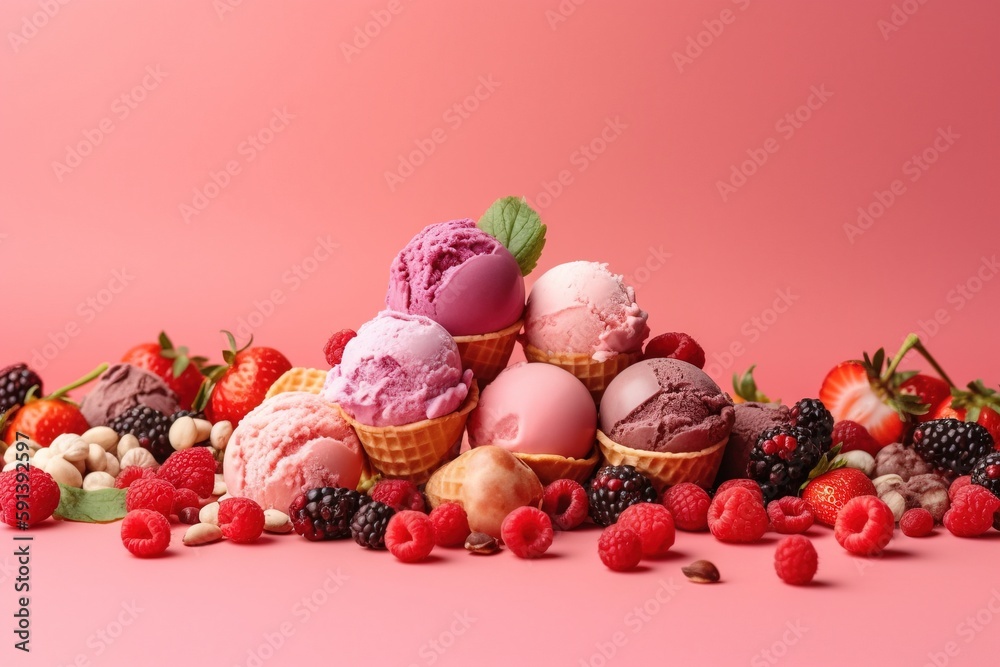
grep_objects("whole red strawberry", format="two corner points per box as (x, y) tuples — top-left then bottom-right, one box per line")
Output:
(122, 332), (207, 410)
(195, 332), (291, 425)
(899, 374), (951, 423)
(802, 467), (877, 527)
(2, 365), (106, 447)
(932, 381), (1000, 447)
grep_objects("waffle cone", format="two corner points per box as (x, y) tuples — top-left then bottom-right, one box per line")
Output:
(521, 344), (640, 403)
(596, 430), (727, 490)
(336, 383), (479, 485)
(265, 367), (328, 399)
(453, 319), (523, 385)
(514, 447), (600, 486)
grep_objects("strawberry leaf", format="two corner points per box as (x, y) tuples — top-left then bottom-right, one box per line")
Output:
(732, 365), (772, 403)
(158, 331), (174, 353)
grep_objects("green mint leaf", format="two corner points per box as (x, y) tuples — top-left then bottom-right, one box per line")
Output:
(478, 196), (547, 276)
(54, 484), (127, 523)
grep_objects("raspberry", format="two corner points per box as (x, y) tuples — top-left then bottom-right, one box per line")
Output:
(834, 496), (895, 556)
(598, 525), (643, 571)
(371, 479), (425, 512)
(616, 503), (675, 557)
(900, 508), (934, 537)
(642, 332), (705, 368)
(949, 476), (972, 499)
(662, 483), (710, 531)
(385, 511), (435, 563)
(541, 479), (589, 530)
(171, 488), (201, 515)
(716, 478), (764, 503)
(120, 509), (171, 557)
(429, 502), (470, 547)
(157, 447), (216, 498)
(832, 420), (881, 457)
(707, 487), (768, 543)
(114, 466), (157, 489)
(767, 496), (815, 534)
(774, 535), (818, 585)
(218, 497), (265, 544)
(0, 466), (60, 527)
(125, 478), (175, 517)
(500, 507), (554, 559)
(943, 485), (1000, 537)
(324, 329), (357, 366)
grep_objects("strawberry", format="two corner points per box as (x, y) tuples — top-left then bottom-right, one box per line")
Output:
(932, 380), (1000, 448)
(1, 365), (107, 447)
(732, 365), (773, 404)
(819, 335), (950, 448)
(899, 374), (951, 423)
(194, 332), (291, 425)
(802, 467), (877, 527)
(122, 332), (207, 410)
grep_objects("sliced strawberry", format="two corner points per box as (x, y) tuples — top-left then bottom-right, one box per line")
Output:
(899, 374), (951, 423)
(194, 332), (291, 425)
(122, 332), (207, 410)
(819, 361), (905, 447)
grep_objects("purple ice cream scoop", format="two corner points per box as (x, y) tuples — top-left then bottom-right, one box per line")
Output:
(385, 219), (525, 336)
(714, 401), (792, 483)
(80, 363), (180, 426)
(599, 358), (734, 454)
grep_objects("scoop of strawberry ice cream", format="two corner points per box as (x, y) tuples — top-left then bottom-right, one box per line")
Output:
(522, 261), (649, 362)
(223, 392), (364, 512)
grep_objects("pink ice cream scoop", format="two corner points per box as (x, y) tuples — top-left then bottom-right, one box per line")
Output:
(385, 219), (525, 336)
(523, 261), (649, 362)
(223, 392), (364, 513)
(322, 311), (473, 427)
(599, 358), (734, 454)
(469, 362), (596, 459)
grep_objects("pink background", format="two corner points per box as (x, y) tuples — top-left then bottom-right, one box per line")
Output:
(2, 1), (999, 665)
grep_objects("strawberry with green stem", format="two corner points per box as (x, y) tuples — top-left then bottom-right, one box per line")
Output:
(1, 364), (108, 447)
(933, 380), (1000, 447)
(121, 332), (207, 410)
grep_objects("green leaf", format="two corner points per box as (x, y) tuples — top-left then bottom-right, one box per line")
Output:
(172, 355), (190, 378)
(158, 331), (174, 353)
(732, 365), (771, 403)
(477, 196), (547, 276)
(54, 484), (126, 523)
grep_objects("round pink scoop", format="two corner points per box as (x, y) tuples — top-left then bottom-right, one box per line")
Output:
(224, 392), (364, 513)
(468, 362), (596, 458)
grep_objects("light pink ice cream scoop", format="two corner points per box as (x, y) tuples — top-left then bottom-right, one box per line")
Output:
(386, 219), (525, 336)
(469, 362), (596, 459)
(322, 311), (473, 427)
(223, 392), (364, 513)
(523, 261), (649, 362)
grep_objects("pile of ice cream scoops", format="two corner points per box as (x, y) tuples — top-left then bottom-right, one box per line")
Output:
(3, 196), (1000, 580)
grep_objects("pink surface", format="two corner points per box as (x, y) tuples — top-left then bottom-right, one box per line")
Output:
(524, 261), (650, 361)
(223, 392), (364, 513)
(385, 219), (525, 336)
(2, 0), (1000, 665)
(322, 311), (472, 426)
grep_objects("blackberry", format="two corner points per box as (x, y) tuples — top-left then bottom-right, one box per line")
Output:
(350, 501), (395, 549)
(911, 418), (994, 477)
(109, 405), (172, 463)
(790, 398), (834, 451)
(970, 452), (1000, 499)
(747, 426), (823, 502)
(169, 409), (205, 423)
(0, 364), (43, 415)
(289, 487), (370, 541)
(587, 465), (658, 527)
